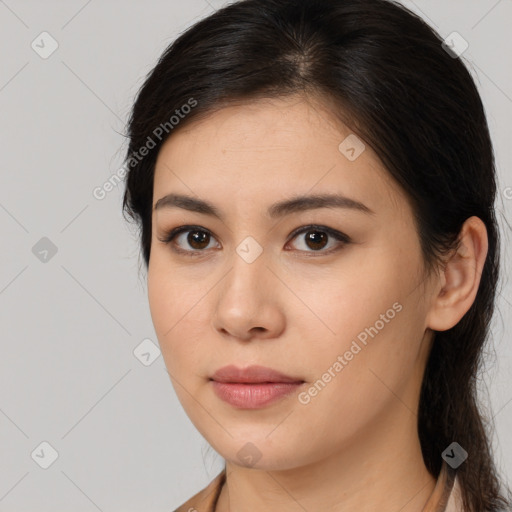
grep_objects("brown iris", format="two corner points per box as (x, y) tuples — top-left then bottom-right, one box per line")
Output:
(187, 230), (210, 250)
(304, 230), (328, 251)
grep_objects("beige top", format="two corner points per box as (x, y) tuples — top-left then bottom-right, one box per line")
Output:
(174, 460), (464, 512)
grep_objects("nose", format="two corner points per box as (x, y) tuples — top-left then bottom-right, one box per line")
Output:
(211, 249), (286, 342)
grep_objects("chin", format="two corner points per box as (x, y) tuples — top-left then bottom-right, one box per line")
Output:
(205, 430), (314, 472)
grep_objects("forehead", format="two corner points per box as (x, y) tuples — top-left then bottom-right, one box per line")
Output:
(153, 95), (410, 221)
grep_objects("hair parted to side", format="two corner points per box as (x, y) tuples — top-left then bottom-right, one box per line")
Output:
(122, 0), (512, 510)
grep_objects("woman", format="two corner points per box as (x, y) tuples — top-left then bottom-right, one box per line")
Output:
(121, 0), (512, 510)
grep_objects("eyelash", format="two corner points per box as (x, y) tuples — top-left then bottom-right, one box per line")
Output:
(157, 224), (351, 258)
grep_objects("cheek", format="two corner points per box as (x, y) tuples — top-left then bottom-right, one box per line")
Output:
(288, 253), (406, 348)
(293, 250), (425, 400)
(290, 305), (423, 454)
(147, 261), (208, 375)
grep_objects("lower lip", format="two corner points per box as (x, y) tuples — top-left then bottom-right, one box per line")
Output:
(210, 381), (304, 409)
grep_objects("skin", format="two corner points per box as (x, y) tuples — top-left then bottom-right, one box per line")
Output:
(147, 94), (488, 512)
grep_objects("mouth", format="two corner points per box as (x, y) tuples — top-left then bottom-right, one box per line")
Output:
(210, 364), (304, 384)
(209, 365), (305, 409)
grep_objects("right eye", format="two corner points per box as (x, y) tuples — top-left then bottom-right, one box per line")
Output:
(157, 226), (221, 256)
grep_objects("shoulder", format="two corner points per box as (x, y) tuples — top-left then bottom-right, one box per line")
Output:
(444, 473), (512, 512)
(445, 474), (465, 512)
(173, 470), (226, 512)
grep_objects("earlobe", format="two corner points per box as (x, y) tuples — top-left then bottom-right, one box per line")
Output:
(426, 216), (488, 332)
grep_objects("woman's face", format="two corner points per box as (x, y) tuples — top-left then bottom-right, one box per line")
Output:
(148, 95), (437, 470)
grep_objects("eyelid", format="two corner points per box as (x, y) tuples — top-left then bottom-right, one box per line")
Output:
(157, 225), (221, 256)
(287, 224), (351, 245)
(157, 224), (351, 256)
(284, 224), (351, 256)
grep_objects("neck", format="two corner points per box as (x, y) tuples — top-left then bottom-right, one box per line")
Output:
(215, 401), (436, 512)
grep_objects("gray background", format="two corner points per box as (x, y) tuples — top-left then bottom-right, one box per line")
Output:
(0, 0), (511, 510)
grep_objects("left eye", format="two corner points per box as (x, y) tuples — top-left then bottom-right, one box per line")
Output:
(158, 224), (350, 256)
(286, 225), (350, 254)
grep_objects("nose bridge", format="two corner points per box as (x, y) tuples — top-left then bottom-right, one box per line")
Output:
(226, 235), (268, 297)
(211, 227), (287, 340)
(213, 236), (274, 324)
(235, 233), (265, 267)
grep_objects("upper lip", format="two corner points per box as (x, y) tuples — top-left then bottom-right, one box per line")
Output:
(210, 365), (304, 384)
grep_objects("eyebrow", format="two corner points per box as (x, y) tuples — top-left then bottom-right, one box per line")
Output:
(153, 192), (375, 219)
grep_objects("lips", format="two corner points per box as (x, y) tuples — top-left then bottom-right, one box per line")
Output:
(209, 365), (305, 409)
(210, 364), (304, 384)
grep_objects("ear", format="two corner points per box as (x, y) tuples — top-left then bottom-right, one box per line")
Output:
(425, 216), (489, 332)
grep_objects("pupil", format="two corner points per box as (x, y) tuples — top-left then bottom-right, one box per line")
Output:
(189, 230), (209, 249)
(306, 231), (327, 250)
